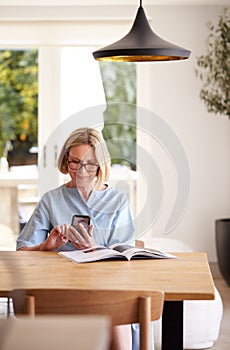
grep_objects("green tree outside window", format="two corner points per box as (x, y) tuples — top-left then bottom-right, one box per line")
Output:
(99, 62), (136, 170)
(0, 49), (38, 162)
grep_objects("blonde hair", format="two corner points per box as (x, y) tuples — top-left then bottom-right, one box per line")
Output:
(57, 127), (111, 189)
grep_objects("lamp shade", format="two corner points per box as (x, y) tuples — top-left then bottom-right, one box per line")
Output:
(93, 4), (191, 62)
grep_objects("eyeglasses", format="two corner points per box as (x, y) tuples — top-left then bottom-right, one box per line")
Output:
(67, 159), (99, 173)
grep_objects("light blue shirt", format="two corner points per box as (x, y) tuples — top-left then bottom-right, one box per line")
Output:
(17, 184), (135, 250)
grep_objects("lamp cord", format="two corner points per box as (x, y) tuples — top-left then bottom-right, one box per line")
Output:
(140, 0), (142, 7)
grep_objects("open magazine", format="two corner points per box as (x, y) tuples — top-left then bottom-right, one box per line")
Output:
(59, 244), (177, 263)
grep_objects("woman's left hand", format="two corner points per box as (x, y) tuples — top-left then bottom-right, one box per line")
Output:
(68, 223), (97, 250)
(40, 224), (69, 251)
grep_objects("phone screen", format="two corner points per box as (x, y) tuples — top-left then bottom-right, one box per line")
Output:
(71, 215), (90, 233)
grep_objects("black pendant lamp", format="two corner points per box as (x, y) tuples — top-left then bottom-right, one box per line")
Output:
(93, 0), (191, 62)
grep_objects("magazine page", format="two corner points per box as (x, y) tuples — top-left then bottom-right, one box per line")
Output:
(110, 243), (177, 260)
(59, 246), (125, 263)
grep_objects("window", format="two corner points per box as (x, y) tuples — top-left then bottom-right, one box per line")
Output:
(0, 18), (140, 240)
(99, 62), (136, 170)
(0, 49), (38, 167)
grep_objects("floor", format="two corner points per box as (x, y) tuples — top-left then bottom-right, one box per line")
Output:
(209, 277), (230, 350)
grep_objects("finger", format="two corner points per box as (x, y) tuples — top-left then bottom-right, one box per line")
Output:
(69, 233), (80, 244)
(68, 227), (82, 243)
(62, 224), (69, 237)
(88, 224), (94, 237)
(68, 225), (81, 237)
(55, 225), (62, 234)
(62, 236), (69, 243)
(78, 223), (89, 239)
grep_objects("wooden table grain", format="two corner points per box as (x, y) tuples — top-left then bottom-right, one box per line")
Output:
(0, 251), (215, 350)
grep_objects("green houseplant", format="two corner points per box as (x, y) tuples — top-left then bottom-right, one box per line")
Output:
(195, 8), (230, 119)
(196, 8), (230, 285)
(0, 49), (38, 166)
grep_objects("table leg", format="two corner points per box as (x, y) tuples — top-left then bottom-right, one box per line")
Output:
(162, 301), (183, 350)
(7, 297), (11, 318)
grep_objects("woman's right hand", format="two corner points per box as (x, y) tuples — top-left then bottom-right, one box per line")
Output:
(40, 225), (69, 251)
(68, 223), (97, 250)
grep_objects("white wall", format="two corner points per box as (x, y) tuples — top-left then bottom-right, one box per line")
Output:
(137, 5), (230, 261)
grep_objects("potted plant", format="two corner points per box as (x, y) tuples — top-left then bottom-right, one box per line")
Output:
(196, 8), (230, 285)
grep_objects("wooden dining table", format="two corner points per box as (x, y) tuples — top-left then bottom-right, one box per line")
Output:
(0, 251), (215, 350)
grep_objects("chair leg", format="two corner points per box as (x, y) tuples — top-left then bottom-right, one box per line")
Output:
(25, 295), (35, 317)
(139, 296), (151, 350)
(7, 297), (11, 318)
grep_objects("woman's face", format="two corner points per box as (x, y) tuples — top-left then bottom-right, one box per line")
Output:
(67, 144), (99, 188)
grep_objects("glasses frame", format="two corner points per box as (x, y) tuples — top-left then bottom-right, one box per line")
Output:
(67, 159), (99, 173)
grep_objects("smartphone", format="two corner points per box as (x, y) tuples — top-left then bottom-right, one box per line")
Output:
(71, 215), (90, 234)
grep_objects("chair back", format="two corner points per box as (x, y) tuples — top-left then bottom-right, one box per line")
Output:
(11, 288), (164, 350)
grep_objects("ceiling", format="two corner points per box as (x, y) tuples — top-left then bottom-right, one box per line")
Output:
(0, 0), (229, 6)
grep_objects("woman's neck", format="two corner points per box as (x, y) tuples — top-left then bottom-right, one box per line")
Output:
(77, 185), (94, 201)
(65, 180), (107, 201)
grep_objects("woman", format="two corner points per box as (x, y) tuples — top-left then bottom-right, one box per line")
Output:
(17, 127), (135, 350)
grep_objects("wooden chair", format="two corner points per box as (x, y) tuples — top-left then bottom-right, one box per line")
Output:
(135, 239), (145, 248)
(11, 288), (164, 350)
